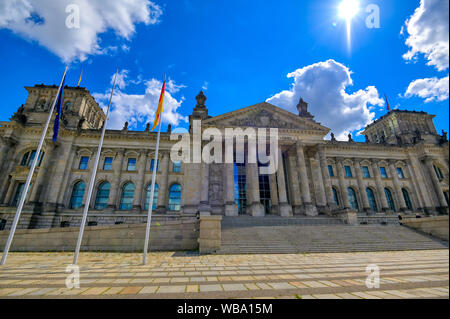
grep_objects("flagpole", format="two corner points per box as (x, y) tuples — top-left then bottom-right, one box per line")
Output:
(143, 74), (166, 265)
(1, 65), (69, 266)
(73, 69), (118, 265)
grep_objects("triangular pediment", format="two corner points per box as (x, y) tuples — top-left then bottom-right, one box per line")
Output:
(202, 102), (330, 133)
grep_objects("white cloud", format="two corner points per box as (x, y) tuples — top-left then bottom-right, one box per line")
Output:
(113, 69), (130, 90)
(402, 0), (449, 71)
(266, 60), (384, 140)
(0, 0), (162, 62)
(202, 81), (209, 91)
(401, 0), (449, 103)
(404, 76), (449, 102)
(94, 71), (188, 130)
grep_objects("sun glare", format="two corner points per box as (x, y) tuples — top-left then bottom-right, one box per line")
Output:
(338, 0), (360, 52)
(338, 0), (360, 20)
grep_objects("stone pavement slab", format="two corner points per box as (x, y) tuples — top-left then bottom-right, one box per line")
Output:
(0, 250), (448, 299)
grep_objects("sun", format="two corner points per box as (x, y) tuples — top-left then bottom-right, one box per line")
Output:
(338, 0), (360, 20)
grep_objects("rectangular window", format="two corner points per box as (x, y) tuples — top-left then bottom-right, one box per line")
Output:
(434, 165), (444, 180)
(79, 156), (89, 170)
(328, 165), (334, 177)
(150, 159), (159, 172)
(173, 161), (181, 173)
(380, 167), (388, 178)
(11, 183), (25, 207)
(362, 166), (371, 178)
(396, 167), (405, 179)
(127, 158), (137, 171)
(103, 157), (113, 170)
(344, 166), (352, 178)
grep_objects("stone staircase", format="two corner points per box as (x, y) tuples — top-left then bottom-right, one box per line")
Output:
(218, 216), (448, 254)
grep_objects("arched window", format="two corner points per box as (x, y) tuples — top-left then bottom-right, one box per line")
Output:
(64, 101), (71, 111)
(21, 150), (45, 167)
(347, 187), (359, 211)
(384, 188), (396, 212)
(168, 184), (182, 211)
(366, 188), (378, 212)
(402, 188), (413, 210)
(94, 182), (110, 210)
(70, 181), (86, 209)
(144, 184), (159, 211)
(120, 183), (135, 210)
(332, 187), (340, 206)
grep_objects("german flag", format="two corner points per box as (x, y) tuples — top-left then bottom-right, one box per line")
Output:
(151, 77), (166, 132)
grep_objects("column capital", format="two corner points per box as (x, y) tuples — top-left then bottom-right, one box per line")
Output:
(422, 156), (436, 164)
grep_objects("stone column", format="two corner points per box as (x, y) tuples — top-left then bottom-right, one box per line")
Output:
(108, 149), (125, 208)
(354, 159), (370, 212)
(4, 178), (16, 205)
(408, 154), (433, 212)
(29, 146), (53, 203)
(296, 143), (317, 216)
(133, 151), (148, 210)
(405, 159), (425, 210)
(424, 157), (448, 211)
(269, 173), (279, 215)
(224, 162), (238, 216)
(44, 142), (75, 206)
(245, 144), (264, 217)
(318, 148), (336, 210)
(0, 141), (8, 169)
(388, 160), (408, 211)
(312, 152), (327, 212)
(336, 158), (350, 209)
(371, 160), (389, 212)
(157, 152), (170, 212)
(199, 162), (211, 213)
(287, 152), (302, 214)
(276, 148), (292, 217)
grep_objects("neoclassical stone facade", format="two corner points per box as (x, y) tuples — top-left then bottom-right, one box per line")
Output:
(0, 84), (448, 230)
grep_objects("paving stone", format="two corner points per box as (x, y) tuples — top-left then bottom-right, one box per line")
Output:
(313, 294), (343, 299)
(138, 286), (159, 294)
(199, 284), (223, 292)
(120, 287), (143, 295)
(267, 282), (296, 290)
(185, 285), (199, 293)
(221, 284), (247, 291)
(157, 285), (186, 294)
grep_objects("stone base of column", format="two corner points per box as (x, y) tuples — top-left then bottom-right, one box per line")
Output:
(182, 205), (200, 214)
(292, 205), (302, 215)
(156, 206), (167, 214)
(302, 203), (318, 216)
(423, 207), (436, 216)
(270, 205), (279, 215)
(317, 205), (329, 215)
(278, 203), (293, 217)
(224, 202), (238, 216)
(199, 202), (211, 214)
(247, 202), (264, 217)
(336, 208), (358, 225)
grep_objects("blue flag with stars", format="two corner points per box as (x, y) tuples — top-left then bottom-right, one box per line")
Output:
(52, 75), (66, 142)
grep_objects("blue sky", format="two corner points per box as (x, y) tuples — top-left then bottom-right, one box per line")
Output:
(0, 0), (448, 141)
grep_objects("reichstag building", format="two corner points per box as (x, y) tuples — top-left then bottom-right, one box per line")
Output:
(0, 84), (448, 230)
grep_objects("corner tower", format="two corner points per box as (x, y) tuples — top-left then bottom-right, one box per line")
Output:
(13, 84), (105, 130)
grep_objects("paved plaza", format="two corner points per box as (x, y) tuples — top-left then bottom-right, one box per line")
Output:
(0, 249), (448, 299)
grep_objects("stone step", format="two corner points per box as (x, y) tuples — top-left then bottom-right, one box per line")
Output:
(218, 224), (448, 254)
